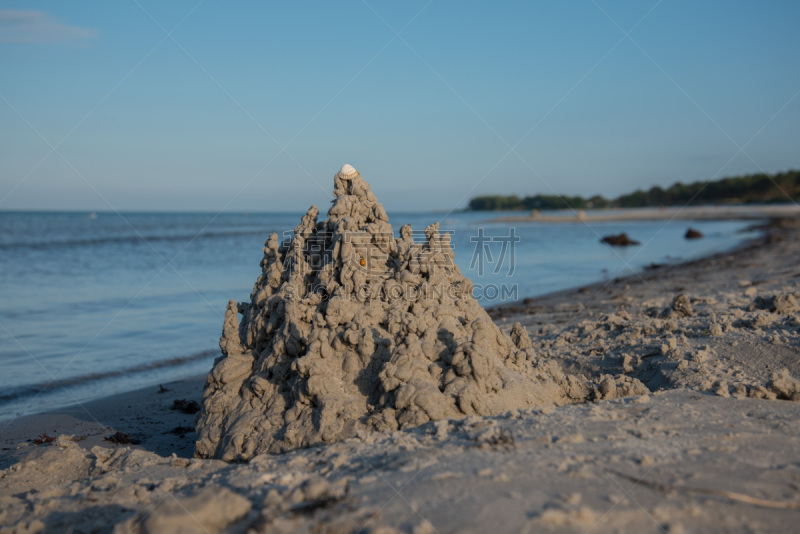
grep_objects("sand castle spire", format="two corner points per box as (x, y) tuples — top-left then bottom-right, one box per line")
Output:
(195, 165), (646, 461)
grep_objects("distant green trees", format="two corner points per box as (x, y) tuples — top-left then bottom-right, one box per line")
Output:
(468, 195), (523, 211)
(467, 170), (800, 211)
(468, 194), (595, 211)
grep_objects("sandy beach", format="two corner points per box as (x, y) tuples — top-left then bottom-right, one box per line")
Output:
(4, 1), (799, 531)
(2, 212), (799, 533)
(488, 204), (800, 224)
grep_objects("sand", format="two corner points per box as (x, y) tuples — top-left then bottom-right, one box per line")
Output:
(2, 206), (800, 532)
(490, 204), (800, 224)
(488, 217), (800, 401)
(196, 165), (638, 461)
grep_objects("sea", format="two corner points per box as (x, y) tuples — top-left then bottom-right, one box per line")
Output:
(0, 210), (758, 420)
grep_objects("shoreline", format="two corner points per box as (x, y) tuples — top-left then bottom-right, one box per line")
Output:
(0, 217), (788, 452)
(2, 217), (799, 532)
(0, 374), (207, 468)
(0, 214), (756, 424)
(484, 203), (800, 223)
(487, 216), (777, 317)
(0, 215), (759, 425)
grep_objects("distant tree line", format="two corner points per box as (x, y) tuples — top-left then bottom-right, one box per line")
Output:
(467, 170), (800, 211)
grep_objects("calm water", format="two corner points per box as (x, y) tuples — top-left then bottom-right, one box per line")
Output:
(0, 210), (756, 419)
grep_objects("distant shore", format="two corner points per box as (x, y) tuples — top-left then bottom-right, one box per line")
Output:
(486, 203), (800, 223)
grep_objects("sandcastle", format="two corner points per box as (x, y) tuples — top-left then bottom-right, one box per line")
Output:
(195, 165), (644, 460)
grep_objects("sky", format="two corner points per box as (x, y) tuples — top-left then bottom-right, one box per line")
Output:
(1, 0), (798, 213)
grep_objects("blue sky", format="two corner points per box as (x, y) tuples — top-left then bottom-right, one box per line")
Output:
(1, 1), (798, 212)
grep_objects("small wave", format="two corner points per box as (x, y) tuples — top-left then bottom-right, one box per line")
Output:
(0, 349), (218, 404)
(0, 228), (273, 251)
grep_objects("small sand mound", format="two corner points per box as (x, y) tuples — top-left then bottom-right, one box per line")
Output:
(195, 165), (625, 460)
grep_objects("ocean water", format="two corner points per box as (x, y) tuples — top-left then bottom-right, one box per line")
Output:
(0, 210), (757, 420)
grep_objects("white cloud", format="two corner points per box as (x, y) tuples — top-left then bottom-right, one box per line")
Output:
(0, 9), (98, 44)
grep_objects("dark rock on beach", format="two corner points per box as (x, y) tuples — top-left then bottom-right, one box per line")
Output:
(685, 227), (704, 239)
(600, 233), (639, 246)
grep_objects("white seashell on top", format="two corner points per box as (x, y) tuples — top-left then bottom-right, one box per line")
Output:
(338, 164), (359, 179)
